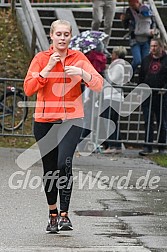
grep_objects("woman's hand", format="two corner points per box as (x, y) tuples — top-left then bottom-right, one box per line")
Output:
(39, 52), (61, 78)
(65, 66), (92, 83)
(47, 52), (61, 70)
(64, 66), (82, 76)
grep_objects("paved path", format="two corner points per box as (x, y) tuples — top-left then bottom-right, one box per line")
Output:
(0, 147), (167, 251)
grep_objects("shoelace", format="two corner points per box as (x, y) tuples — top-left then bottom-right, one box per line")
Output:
(50, 214), (58, 226)
(60, 215), (69, 223)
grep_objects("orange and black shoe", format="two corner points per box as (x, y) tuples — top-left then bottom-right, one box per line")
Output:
(46, 214), (59, 234)
(58, 213), (73, 231)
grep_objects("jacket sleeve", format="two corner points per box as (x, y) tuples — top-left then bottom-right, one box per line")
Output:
(24, 54), (48, 97)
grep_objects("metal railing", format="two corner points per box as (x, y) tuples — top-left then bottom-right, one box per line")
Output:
(17, 0), (49, 56)
(0, 0), (164, 7)
(79, 84), (167, 151)
(0, 78), (35, 137)
(1, 0), (92, 7)
(0, 78), (167, 152)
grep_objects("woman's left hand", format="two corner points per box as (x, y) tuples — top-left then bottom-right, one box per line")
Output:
(64, 66), (82, 76)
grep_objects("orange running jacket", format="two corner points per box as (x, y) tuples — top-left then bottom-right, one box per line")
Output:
(24, 46), (103, 123)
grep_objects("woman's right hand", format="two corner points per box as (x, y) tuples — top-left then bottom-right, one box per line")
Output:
(47, 52), (61, 70)
(39, 52), (61, 78)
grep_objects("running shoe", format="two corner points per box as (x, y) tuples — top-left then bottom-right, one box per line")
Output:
(58, 214), (73, 231)
(46, 214), (59, 234)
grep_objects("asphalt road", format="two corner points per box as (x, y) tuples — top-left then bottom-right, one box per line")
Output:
(0, 147), (167, 252)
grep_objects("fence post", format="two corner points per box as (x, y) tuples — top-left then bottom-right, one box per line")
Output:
(11, 0), (16, 17)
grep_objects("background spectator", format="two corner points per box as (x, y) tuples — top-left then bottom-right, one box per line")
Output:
(101, 46), (127, 154)
(91, 0), (116, 57)
(121, 0), (156, 75)
(80, 41), (107, 151)
(139, 38), (167, 156)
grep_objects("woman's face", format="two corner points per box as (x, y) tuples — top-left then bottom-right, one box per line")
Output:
(50, 24), (72, 51)
(111, 52), (118, 61)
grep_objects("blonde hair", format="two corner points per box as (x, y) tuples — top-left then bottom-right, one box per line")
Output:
(112, 46), (127, 59)
(50, 19), (72, 34)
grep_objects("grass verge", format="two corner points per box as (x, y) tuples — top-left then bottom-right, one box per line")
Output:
(0, 136), (35, 149)
(149, 153), (167, 168)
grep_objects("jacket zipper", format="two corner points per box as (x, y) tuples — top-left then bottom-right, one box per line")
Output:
(42, 60), (68, 119)
(42, 100), (45, 117)
(63, 63), (67, 120)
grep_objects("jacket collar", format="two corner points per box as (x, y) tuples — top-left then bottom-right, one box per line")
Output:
(46, 45), (77, 57)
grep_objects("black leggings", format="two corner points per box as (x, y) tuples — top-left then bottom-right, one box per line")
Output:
(34, 119), (83, 212)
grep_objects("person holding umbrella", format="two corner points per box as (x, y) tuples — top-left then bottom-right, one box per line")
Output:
(81, 41), (107, 150)
(69, 31), (107, 151)
(24, 19), (103, 234)
(69, 30), (109, 54)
